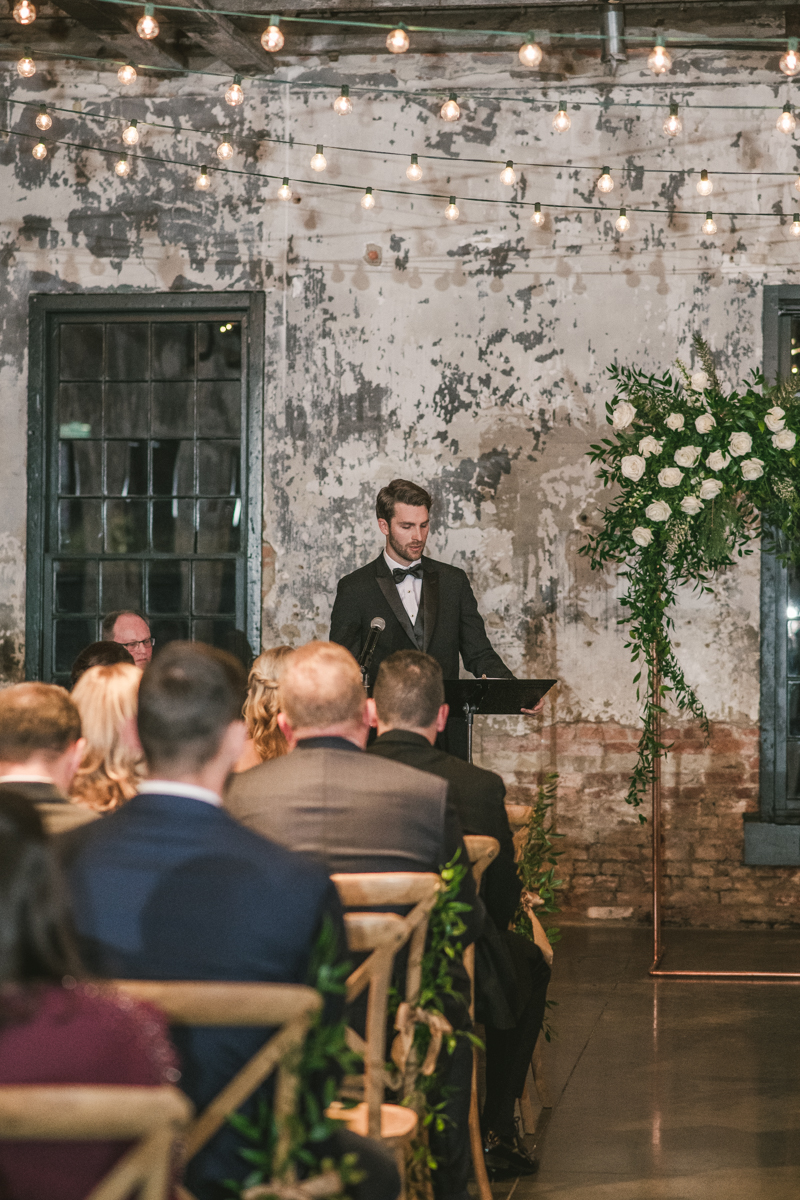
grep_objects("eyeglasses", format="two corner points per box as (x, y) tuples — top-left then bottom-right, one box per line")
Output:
(119, 637), (154, 652)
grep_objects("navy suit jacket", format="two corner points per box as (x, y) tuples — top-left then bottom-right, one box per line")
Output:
(60, 792), (344, 1200)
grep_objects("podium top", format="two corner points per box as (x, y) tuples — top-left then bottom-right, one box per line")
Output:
(443, 678), (556, 716)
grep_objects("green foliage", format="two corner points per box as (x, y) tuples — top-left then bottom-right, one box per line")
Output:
(513, 773), (563, 945)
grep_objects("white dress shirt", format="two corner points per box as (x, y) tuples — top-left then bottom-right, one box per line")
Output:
(384, 550), (422, 625)
(138, 780), (222, 807)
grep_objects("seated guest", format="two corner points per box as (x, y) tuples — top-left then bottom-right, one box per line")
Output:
(101, 610), (154, 667)
(61, 642), (398, 1200)
(226, 641), (480, 1200)
(234, 644), (292, 772)
(71, 640), (135, 689)
(0, 683), (85, 804)
(70, 662), (144, 813)
(0, 787), (179, 1200)
(368, 651), (551, 1179)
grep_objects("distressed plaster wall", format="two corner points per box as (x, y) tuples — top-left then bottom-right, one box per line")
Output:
(1, 47), (797, 924)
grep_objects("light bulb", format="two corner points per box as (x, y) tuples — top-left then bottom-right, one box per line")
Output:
(386, 26), (409, 53)
(518, 37), (542, 68)
(440, 93), (460, 122)
(114, 155), (131, 177)
(216, 140), (233, 160)
(663, 103), (682, 136)
(553, 101), (570, 132)
(310, 145), (327, 172)
(261, 17), (284, 52)
(445, 196), (459, 221)
(777, 103), (797, 134)
(696, 168), (713, 196)
(118, 61), (137, 85)
(13, 0), (36, 24)
(17, 51), (35, 78)
(530, 201), (545, 226)
(333, 85), (352, 115)
(35, 105), (51, 131)
(792, 212), (800, 237)
(136, 4), (159, 39)
(597, 166), (614, 193)
(195, 166), (210, 191)
(647, 38), (672, 75)
(122, 119), (139, 146)
(361, 187), (375, 210)
(795, 175), (800, 194)
(406, 153), (422, 182)
(499, 160), (516, 186)
(225, 76), (244, 106)
(278, 177), (292, 201)
(31, 139), (47, 160)
(781, 38), (800, 76)
(615, 207), (630, 233)
(702, 211), (717, 235)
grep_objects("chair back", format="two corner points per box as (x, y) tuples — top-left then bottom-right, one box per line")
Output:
(37, 802), (100, 835)
(463, 834), (500, 889)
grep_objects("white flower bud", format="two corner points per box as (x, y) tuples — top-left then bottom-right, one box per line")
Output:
(772, 428), (796, 450)
(728, 431), (753, 457)
(674, 445), (702, 468)
(620, 454), (647, 481)
(706, 450), (730, 472)
(740, 458), (764, 481)
(764, 406), (786, 433)
(638, 435), (663, 458)
(645, 500), (672, 522)
(658, 467), (684, 487)
(690, 370), (710, 391)
(680, 496), (704, 515)
(699, 479), (723, 500)
(664, 412), (685, 431)
(694, 413), (716, 434)
(611, 401), (637, 430)
(632, 526), (654, 546)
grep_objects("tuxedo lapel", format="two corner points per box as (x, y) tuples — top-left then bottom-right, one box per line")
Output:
(374, 556), (419, 646)
(421, 561), (439, 653)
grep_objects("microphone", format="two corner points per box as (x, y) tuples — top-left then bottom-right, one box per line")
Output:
(359, 616), (385, 682)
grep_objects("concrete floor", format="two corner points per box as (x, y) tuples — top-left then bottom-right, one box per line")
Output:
(496, 926), (800, 1199)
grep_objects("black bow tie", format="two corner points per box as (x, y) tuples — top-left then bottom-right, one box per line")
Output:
(392, 564), (423, 583)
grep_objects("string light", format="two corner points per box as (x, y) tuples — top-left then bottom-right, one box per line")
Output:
(531, 202), (545, 226)
(17, 49), (35, 78)
(696, 168), (713, 196)
(118, 62), (137, 85)
(406, 153), (422, 181)
(261, 16), (284, 52)
(361, 186), (375, 209)
(13, 0), (36, 24)
(553, 101), (571, 132)
(647, 37), (672, 75)
(777, 103), (796, 134)
(499, 160), (516, 186)
(333, 85), (352, 116)
(136, 4), (159, 39)
(518, 36), (542, 68)
(31, 139), (47, 159)
(225, 75), (244, 106)
(795, 175), (800, 194)
(195, 165), (210, 190)
(663, 103), (682, 136)
(780, 38), (800, 76)
(386, 25), (409, 53)
(615, 207), (630, 232)
(445, 195), (460, 220)
(440, 93), (461, 122)
(216, 140), (233, 160)
(277, 177), (292, 200)
(702, 211), (717, 235)
(122, 119), (139, 146)
(597, 165), (614, 193)
(792, 213), (800, 237)
(310, 144), (327, 171)
(114, 154), (131, 177)
(35, 105), (52, 131)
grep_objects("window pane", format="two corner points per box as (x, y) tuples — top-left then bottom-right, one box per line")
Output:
(101, 560), (143, 614)
(59, 383), (102, 436)
(152, 323), (194, 380)
(106, 499), (148, 553)
(198, 441), (240, 496)
(148, 561), (190, 613)
(59, 500), (102, 553)
(105, 383), (149, 438)
(152, 500), (195, 553)
(152, 439), (193, 495)
(197, 321), (241, 380)
(789, 620), (800, 678)
(790, 565), (800, 612)
(55, 618), (94, 673)
(193, 617), (236, 649)
(60, 324), (103, 381)
(54, 560), (97, 613)
(59, 441), (102, 496)
(790, 682), (800, 739)
(789, 743), (800, 803)
(197, 499), (240, 553)
(107, 441), (148, 496)
(107, 324), (149, 381)
(149, 617), (189, 649)
(152, 383), (194, 436)
(197, 381), (240, 436)
(194, 560), (236, 614)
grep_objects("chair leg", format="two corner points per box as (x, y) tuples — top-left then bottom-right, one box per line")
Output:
(518, 1071), (537, 1135)
(468, 1046), (492, 1200)
(531, 1036), (554, 1109)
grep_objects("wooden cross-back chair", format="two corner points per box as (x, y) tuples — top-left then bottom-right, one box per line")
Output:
(0, 1083), (192, 1200)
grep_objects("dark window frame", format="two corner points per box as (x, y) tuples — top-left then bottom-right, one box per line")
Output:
(26, 291), (264, 680)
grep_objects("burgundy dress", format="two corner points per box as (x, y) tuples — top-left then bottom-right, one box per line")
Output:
(0, 983), (180, 1200)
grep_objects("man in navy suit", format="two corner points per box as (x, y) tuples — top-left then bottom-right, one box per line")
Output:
(61, 642), (398, 1200)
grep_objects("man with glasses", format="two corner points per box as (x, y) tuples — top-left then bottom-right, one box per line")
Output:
(101, 610), (154, 666)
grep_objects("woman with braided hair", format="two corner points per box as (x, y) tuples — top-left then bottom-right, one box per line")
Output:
(234, 645), (293, 772)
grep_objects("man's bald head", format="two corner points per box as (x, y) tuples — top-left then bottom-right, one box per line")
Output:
(277, 642), (366, 744)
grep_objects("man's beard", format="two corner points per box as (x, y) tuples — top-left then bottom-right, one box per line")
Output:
(388, 529), (424, 563)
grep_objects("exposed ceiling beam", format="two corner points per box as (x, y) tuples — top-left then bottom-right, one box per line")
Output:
(52, 0), (187, 68)
(171, 0), (275, 73)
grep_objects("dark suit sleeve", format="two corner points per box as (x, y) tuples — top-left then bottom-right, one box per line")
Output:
(456, 571), (514, 679)
(442, 796), (481, 948)
(329, 579), (363, 660)
(481, 780), (523, 931)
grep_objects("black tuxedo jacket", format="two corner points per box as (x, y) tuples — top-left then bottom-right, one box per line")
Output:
(329, 552), (513, 685)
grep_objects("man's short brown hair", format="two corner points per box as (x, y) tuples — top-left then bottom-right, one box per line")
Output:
(101, 611), (150, 641)
(373, 651), (445, 730)
(279, 642), (365, 731)
(0, 683), (82, 762)
(376, 479), (432, 524)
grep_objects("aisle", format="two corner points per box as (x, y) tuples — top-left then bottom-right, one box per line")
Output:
(496, 926), (800, 1199)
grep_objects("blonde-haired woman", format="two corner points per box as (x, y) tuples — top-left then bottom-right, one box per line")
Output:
(234, 645), (293, 772)
(69, 662), (144, 812)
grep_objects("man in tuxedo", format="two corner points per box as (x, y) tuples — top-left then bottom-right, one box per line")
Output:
(61, 642), (399, 1200)
(0, 683), (85, 803)
(367, 651), (551, 1180)
(226, 640), (479, 1200)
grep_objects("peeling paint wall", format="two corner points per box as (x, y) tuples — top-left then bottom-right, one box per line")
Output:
(1, 49), (796, 921)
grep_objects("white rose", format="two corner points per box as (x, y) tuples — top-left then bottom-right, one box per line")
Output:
(728, 431), (752, 457)
(658, 467), (684, 487)
(699, 479), (723, 500)
(620, 454), (647, 482)
(706, 450), (730, 472)
(665, 412), (685, 431)
(690, 370), (710, 391)
(773, 429), (797, 450)
(611, 401), (637, 430)
(740, 458), (764, 481)
(632, 526), (653, 547)
(638, 435), (663, 458)
(695, 413), (716, 434)
(674, 445), (702, 468)
(764, 406), (786, 433)
(680, 496), (704, 515)
(645, 500), (671, 522)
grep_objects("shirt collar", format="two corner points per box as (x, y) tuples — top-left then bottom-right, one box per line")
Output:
(0, 772), (56, 785)
(383, 550), (422, 573)
(295, 736), (363, 753)
(138, 780), (222, 807)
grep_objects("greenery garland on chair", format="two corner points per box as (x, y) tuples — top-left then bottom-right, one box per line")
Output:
(579, 334), (800, 817)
